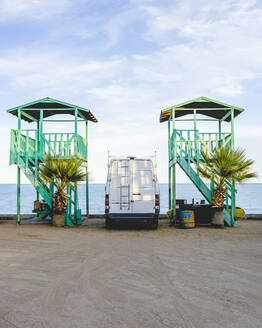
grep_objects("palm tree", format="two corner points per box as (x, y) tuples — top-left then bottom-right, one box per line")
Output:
(197, 146), (257, 207)
(39, 155), (87, 214)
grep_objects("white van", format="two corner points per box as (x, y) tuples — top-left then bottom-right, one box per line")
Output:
(105, 156), (160, 229)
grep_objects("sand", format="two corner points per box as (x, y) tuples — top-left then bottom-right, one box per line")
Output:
(0, 219), (261, 328)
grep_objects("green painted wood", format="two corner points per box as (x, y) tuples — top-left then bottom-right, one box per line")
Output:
(17, 167), (21, 224)
(6, 97), (98, 123)
(8, 98), (97, 227)
(231, 109), (236, 226)
(86, 122), (89, 216)
(10, 129), (89, 223)
(17, 108), (21, 224)
(161, 96), (245, 116)
(75, 109), (78, 134)
(221, 111), (231, 122)
(78, 110), (88, 122)
(172, 108), (176, 222)
(39, 133), (87, 159)
(169, 128), (235, 226)
(21, 111), (37, 122)
(40, 109), (43, 157)
(168, 119), (171, 210)
(74, 183), (77, 220)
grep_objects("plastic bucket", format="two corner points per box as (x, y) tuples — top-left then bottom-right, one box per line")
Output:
(179, 210), (195, 229)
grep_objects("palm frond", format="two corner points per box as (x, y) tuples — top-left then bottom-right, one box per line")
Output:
(235, 171), (257, 182)
(39, 155), (88, 190)
(197, 165), (213, 180)
(199, 145), (256, 190)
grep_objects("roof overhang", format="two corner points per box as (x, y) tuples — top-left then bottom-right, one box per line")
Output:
(160, 96), (245, 123)
(6, 97), (98, 123)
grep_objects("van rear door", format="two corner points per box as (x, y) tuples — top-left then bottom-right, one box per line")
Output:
(109, 159), (132, 214)
(130, 159), (155, 214)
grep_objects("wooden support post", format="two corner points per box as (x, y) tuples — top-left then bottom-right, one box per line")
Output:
(74, 109), (79, 221)
(218, 120), (222, 140)
(66, 186), (70, 225)
(74, 183), (77, 221)
(17, 108), (21, 224)
(74, 108), (78, 155)
(86, 121), (89, 216)
(193, 109), (198, 162)
(172, 108), (176, 223)
(39, 110), (43, 157)
(168, 119), (171, 210)
(74, 109), (78, 134)
(231, 109), (236, 226)
(193, 109), (197, 130)
(36, 121), (39, 201)
(17, 167), (21, 224)
(218, 119), (222, 149)
(172, 163), (176, 224)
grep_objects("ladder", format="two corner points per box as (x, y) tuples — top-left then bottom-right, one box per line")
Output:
(119, 161), (130, 210)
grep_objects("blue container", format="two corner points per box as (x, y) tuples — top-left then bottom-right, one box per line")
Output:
(179, 210), (195, 229)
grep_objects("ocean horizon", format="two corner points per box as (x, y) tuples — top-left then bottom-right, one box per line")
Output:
(0, 183), (261, 215)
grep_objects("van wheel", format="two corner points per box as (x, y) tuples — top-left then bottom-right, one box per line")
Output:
(105, 218), (113, 229)
(151, 220), (158, 230)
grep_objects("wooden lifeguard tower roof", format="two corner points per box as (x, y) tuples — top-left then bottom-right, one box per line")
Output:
(160, 96), (244, 123)
(7, 97), (98, 123)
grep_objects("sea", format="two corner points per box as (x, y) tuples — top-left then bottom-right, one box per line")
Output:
(0, 183), (261, 215)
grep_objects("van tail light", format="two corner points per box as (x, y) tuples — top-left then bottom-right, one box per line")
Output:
(105, 194), (109, 207)
(155, 194), (159, 207)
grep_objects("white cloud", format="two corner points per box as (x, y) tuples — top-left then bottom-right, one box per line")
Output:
(1, 0), (262, 182)
(131, 0), (262, 99)
(141, 0), (262, 42)
(0, 49), (124, 96)
(0, 0), (71, 20)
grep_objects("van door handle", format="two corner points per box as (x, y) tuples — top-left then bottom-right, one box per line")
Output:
(133, 193), (141, 195)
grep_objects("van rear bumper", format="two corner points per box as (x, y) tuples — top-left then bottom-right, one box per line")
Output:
(105, 212), (159, 220)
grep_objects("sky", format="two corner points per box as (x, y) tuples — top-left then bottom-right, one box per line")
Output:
(0, 0), (262, 183)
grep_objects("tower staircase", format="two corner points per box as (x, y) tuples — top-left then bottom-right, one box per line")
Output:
(169, 129), (236, 226)
(10, 129), (86, 225)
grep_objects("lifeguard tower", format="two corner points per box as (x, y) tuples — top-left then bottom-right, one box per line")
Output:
(7, 97), (98, 225)
(160, 96), (244, 227)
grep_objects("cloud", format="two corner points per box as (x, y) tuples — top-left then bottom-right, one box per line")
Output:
(104, 7), (145, 48)
(141, 0), (262, 43)
(1, 0), (262, 182)
(0, 48), (124, 97)
(129, 0), (262, 99)
(0, 0), (72, 21)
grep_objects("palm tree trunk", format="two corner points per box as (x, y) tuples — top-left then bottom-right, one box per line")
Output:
(52, 188), (68, 214)
(213, 186), (226, 207)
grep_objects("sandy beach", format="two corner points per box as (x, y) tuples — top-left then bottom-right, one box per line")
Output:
(0, 219), (261, 328)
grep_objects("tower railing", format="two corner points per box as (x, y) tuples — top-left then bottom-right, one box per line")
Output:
(10, 129), (37, 165)
(169, 129), (232, 163)
(10, 129), (87, 163)
(41, 132), (87, 159)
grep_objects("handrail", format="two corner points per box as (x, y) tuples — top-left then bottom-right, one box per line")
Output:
(10, 130), (87, 163)
(9, 130), (86, 214)
(169, 128), (233, 208)
(10, 129), (37, 164)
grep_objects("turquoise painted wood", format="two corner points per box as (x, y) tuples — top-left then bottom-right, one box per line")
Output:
(169, 128), (235, 227)
(10, 129), (85, 225)
(7, 97), (98, 225)
(161, 97), (244, 227)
